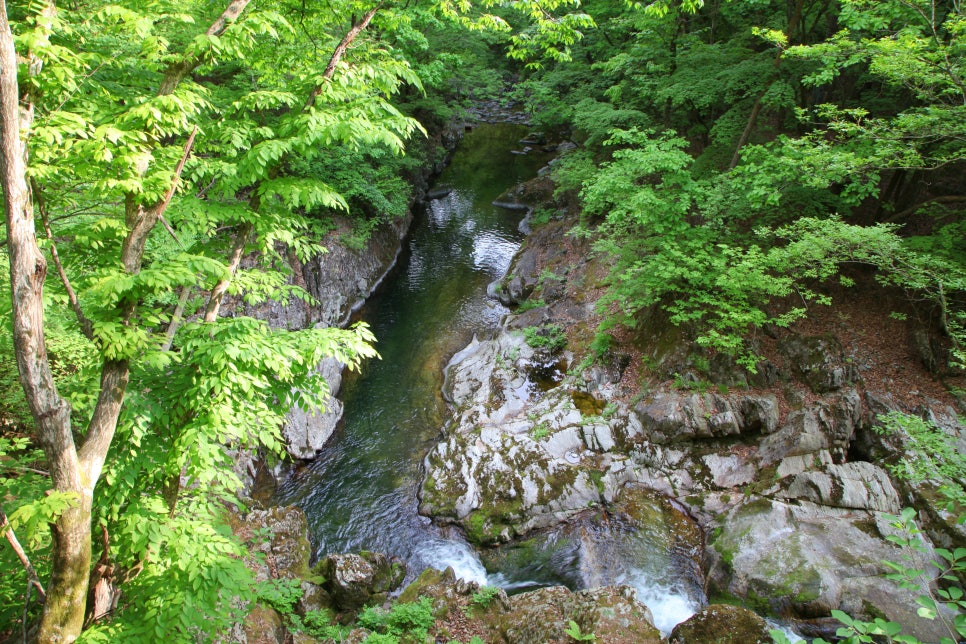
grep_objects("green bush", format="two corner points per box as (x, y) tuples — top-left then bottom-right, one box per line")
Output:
(358, 597), (434, 642)
(523, 324), (567, 352)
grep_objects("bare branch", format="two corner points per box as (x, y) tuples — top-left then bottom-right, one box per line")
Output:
(885, 195), (966, 222)
(32, 179), (94, 340)
(1, 506), (46, 599)
(158, 0), (253, 95)
(161, 286), (192, 352)
(203, 222), (252, 322)
(305, 3), (382, 108)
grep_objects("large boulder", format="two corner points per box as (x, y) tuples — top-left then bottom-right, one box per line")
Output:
(282, 356), (344, 460)
(397, 566), (500, 615)
(758, 390), (861, 466)
(668, 604), (771, 643)
(420, 425), (601, 544)
(427, 331), (647, 543)
(315, 552), (406, 611)
(487, 585), (663, 644)
(240, 506), (312, 581)
(239, 604), (286, 644)
(706, 498), (949, 642)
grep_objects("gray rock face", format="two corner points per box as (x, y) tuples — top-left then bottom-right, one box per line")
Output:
(779, 461), (902, 513)
(421, 425), (601, 543)
(779, 334), (859, 394)
(634, 392), (779, 443)
(759, 389), (861, 465)
(236, 214), (413, 331)
(281, 356), (345, 460)
(706, 498), (949, 642)
(425, 330), (654, 542)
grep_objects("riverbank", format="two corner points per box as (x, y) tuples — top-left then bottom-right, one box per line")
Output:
(416, 160), (966, 640)
(230, 109), (965, 643)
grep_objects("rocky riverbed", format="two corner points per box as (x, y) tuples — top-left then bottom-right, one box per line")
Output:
(229, 114), (965, 642)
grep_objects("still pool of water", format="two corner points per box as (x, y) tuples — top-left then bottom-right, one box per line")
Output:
(272, 123), (701, 634)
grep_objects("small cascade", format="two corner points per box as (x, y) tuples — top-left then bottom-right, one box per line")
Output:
(478, 494), (706, 636)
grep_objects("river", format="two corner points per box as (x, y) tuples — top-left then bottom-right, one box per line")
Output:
(273, 122), (548, 583)
(273, 122), (701, 635)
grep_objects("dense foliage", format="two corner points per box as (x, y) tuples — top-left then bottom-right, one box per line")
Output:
(519, 0), (966, 372)
(1, 0), (965, 640)
(0, 0), (539, 639)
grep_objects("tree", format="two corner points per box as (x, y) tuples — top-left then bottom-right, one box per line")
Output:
(0, 0), (413, 638)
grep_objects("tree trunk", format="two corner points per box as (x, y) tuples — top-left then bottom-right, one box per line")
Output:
(1, 4), (91, 641)
(1, 2), (252, 639)
(729, 0), (806, 169)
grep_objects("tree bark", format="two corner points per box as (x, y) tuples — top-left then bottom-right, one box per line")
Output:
(1, 4), (89, 640)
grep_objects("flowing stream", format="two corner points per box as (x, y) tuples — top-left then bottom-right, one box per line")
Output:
(273, 123), (546, 583)
(273, 123), (701, 633)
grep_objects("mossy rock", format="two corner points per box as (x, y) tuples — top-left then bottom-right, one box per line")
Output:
(484, 585), (662, 644)
(242, 604), (285, 643)
(668, 604), (770, 643)
(397, 566), (497, 620)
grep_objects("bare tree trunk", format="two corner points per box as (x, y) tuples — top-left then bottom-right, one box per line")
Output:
(729, 0), (806, 169)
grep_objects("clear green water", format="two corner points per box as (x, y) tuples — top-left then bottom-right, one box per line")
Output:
(273, 123), (551, 581)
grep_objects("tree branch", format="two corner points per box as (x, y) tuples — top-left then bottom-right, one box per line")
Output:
(32, 178), (94, 340)
(161, 286), (192, 352)
(1, 506), (46, 600)
(885, 195), (966, 222)
(305, 3), (382, 108)
(203, 222), (252, 322)
(158, 0), (252, 95)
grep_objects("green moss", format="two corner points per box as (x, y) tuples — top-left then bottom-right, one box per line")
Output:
(465, 512), (491, 544)
(589, 470), (605, 495)
(571, 390), (606, 416)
